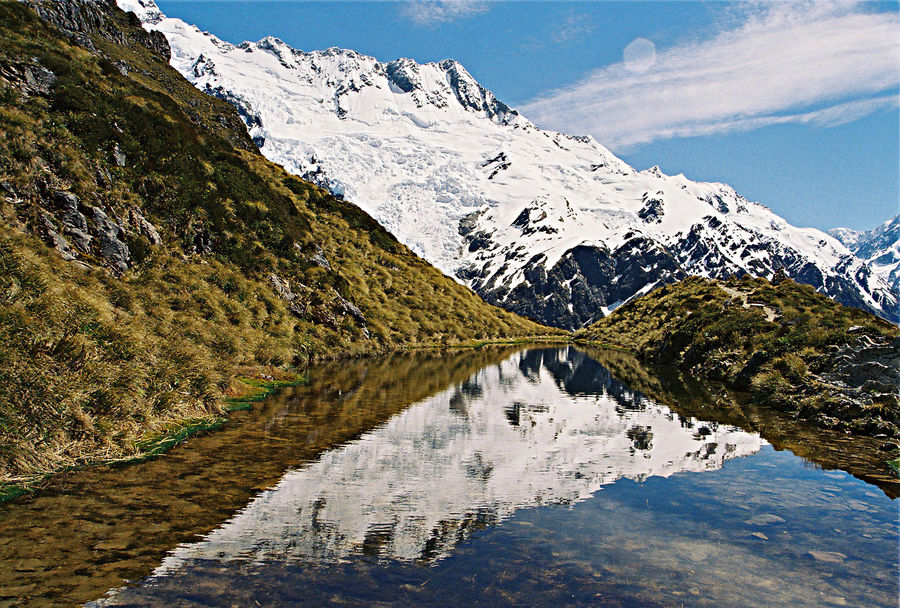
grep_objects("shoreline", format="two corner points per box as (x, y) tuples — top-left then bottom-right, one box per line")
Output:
(5, 337), (899, 505)
(0, 337), (561, 503)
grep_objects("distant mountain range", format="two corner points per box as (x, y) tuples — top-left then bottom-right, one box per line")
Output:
(829, 215), (900, 300)
(119, 0), (898, 327)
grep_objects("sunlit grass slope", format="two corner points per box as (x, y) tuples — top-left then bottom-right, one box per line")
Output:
(577, 275), (899, 437)
(0, 0), (551, 481)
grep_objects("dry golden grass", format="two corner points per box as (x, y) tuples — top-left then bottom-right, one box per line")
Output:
(577, 275), (899, 436)
(0, 0), (554, 483)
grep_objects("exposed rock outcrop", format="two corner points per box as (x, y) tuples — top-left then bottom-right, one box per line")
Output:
(89, 205), (130, 273)
(810, 331), (900, 435)
(22, 0), (170, 59)
(38, 213), (77, 261)
(52, 191), (93, 252)
(0, 59), (57, 97)
(128, 207), (161, 245)
(269, 272), (308, 318)
(37, 190), (166, 273)
(308, 245), (332, 271)
(269, 270), (368, 337)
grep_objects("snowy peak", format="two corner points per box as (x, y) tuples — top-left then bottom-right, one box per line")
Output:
(121, 0), (899, 327)
(828, 227), (865, 251)
(432, 58), (518, 122)
(830, 215), (900, 296)
(178, 27), (520, 127)
(838, 215), (900, 261)
(118, 0), (164, 24)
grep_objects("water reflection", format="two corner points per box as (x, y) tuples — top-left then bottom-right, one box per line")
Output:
(0, 347), (524, 608)
(585, 347), (900, 496)
(1, 347), (896, 608)
(138, 348), (760, 572)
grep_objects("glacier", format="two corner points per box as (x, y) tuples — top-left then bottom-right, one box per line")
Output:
(117, 0), (898, 328)
(830, 215), (900, 302)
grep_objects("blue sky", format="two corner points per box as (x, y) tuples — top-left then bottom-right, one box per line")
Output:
(156, 1), (899, 232)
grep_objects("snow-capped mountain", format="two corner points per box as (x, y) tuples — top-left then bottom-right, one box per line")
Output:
(118, 0), (898, 328)
(829, 215), (900, 299)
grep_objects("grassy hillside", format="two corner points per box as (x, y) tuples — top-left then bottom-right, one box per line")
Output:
(0, 0), (551, 483)
(577, 275), (900, 438)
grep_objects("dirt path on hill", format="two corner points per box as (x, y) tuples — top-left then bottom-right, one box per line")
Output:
(720, 285), (778, 322)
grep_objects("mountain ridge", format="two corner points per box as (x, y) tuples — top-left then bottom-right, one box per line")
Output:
(829, 215), (900, 299)
(119, 0), (898, 328)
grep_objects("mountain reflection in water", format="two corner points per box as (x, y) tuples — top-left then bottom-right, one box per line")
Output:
(150, 348), (760, 570)
(4, 347), (896, 608)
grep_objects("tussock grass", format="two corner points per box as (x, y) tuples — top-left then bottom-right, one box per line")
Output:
(577, 276), (899, 436)
(0, 0), (552, 486)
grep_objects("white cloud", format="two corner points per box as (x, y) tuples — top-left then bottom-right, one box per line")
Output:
(520, 2), (900, 150)
(401, 0), (488, 26)
(551, 13), (594, 44)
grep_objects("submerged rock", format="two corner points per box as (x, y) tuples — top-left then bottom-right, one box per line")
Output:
(744, 513), (786, 526)
(807, 550), (846, 563)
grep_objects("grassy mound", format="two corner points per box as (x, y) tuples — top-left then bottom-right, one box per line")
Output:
(577, 275), (899, 437)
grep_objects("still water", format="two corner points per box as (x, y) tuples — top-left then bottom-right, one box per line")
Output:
(1, 347), (897, 607)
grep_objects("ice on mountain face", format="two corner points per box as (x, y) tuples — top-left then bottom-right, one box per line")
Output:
(117, 0), (164, 24)
(828, 227), (864, 250)
(830, 215), (900, 298)
(120, 0), (899, 327)
(147, 348), (762, 570)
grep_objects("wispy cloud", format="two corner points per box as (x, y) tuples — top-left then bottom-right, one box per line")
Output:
(401, 0), (488, 26)
(551, 13), (594, 44)
(520, 2), (900, 150)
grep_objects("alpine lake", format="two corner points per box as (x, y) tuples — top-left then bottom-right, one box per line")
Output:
(1, 346), (897, 607)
